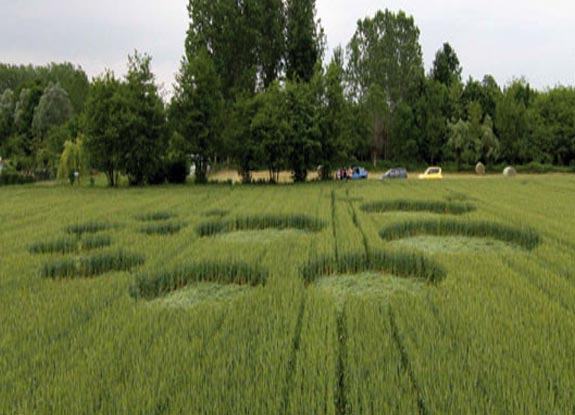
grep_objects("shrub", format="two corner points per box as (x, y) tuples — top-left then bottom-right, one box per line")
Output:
(360, 200), (476, 215)
(166, 159), (189, 184)
(40, 250), (144, 279)
(130, 261), (268, 300)
(196, 214), (326, 237)
(379, 219), (541, 250)
(0, 173), (35, 186)
(300, 249), (446, 284)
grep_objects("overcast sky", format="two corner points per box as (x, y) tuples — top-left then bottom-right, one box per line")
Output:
(2, 0), (575, 95)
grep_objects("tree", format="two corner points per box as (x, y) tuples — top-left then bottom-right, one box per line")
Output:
(83, 72), (125, 187)
(186, 0), (265, 98)
(364, 84), (389, 166)
(0, 89), (14, 148)
(480, 115), (500, 165)
(0, 63), (89, 113)
(254, 0), (286, 88)
(286, 0), (324, 82)
(57, 138), (87, 185)
(391, 102), (419, 162)
(346, 9), (424, 163)
(284, 80), (321, 182)
(347, 9), (424, 107)
(120, 52), (166, 186)
(415, 79), (449, 164)
(317, 53), (350, 179)
(228, 95), (261, 183)
(467, 101), (483, 149)
(431, 43), (462, 88)
(172, 48), (224, 183)
(447, 119), (470, 169)
(495, 79), (533, 163)
(251, 83), (289, 182)
(32, 83), (74, 139)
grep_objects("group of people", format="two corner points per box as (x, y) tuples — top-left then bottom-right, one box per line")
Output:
(335, 167), (354, 180)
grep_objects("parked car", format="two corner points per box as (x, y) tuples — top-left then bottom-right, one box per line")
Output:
(419, 167), (443, 180)
(381, 167), (408, 179)
(351, 167), (368, 179)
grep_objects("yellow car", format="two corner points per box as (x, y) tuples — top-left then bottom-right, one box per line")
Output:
(419, 167), (443, 180)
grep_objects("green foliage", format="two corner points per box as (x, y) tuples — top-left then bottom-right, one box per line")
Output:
(0, 89), (14, 147)
(250, 83), (290, 182)
(0, 172), (34, 186)
(57, 138), (87, 185)
(121, 52), (166, 186)
(414, 78), (449, 164)
(317, 53), (351, 179)
(82, 72), (124, 187)
(285, 80), (321, 182)
(379, 219), (541, 250)
(285, 0), (324, 82)
(347, 9), (423, 106)
(31, 83), (74, 139)
(197, 214), (326, 236)
(360, 200), (476, 215)
(172, 48), (224, 184)
(300, 250), (446, 284)
(40, 250), (144, 279)
(186, 0), (285, 96)
(131, 261), (268, 300)
(431, 43), (462, 88)
(495, 79), (534, 163)
(0, 62), (89, 113)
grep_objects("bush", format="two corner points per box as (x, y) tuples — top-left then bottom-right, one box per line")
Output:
(166, 159), (189, 184)
(0, 173), (35, 186)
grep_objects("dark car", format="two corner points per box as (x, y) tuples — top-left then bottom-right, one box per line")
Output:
(381, 167), (408, 179)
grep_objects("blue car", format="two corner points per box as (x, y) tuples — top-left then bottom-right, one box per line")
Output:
(351, 167), (368, 179)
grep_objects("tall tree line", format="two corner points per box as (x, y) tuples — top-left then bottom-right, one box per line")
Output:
(2, 5), (574, 186)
